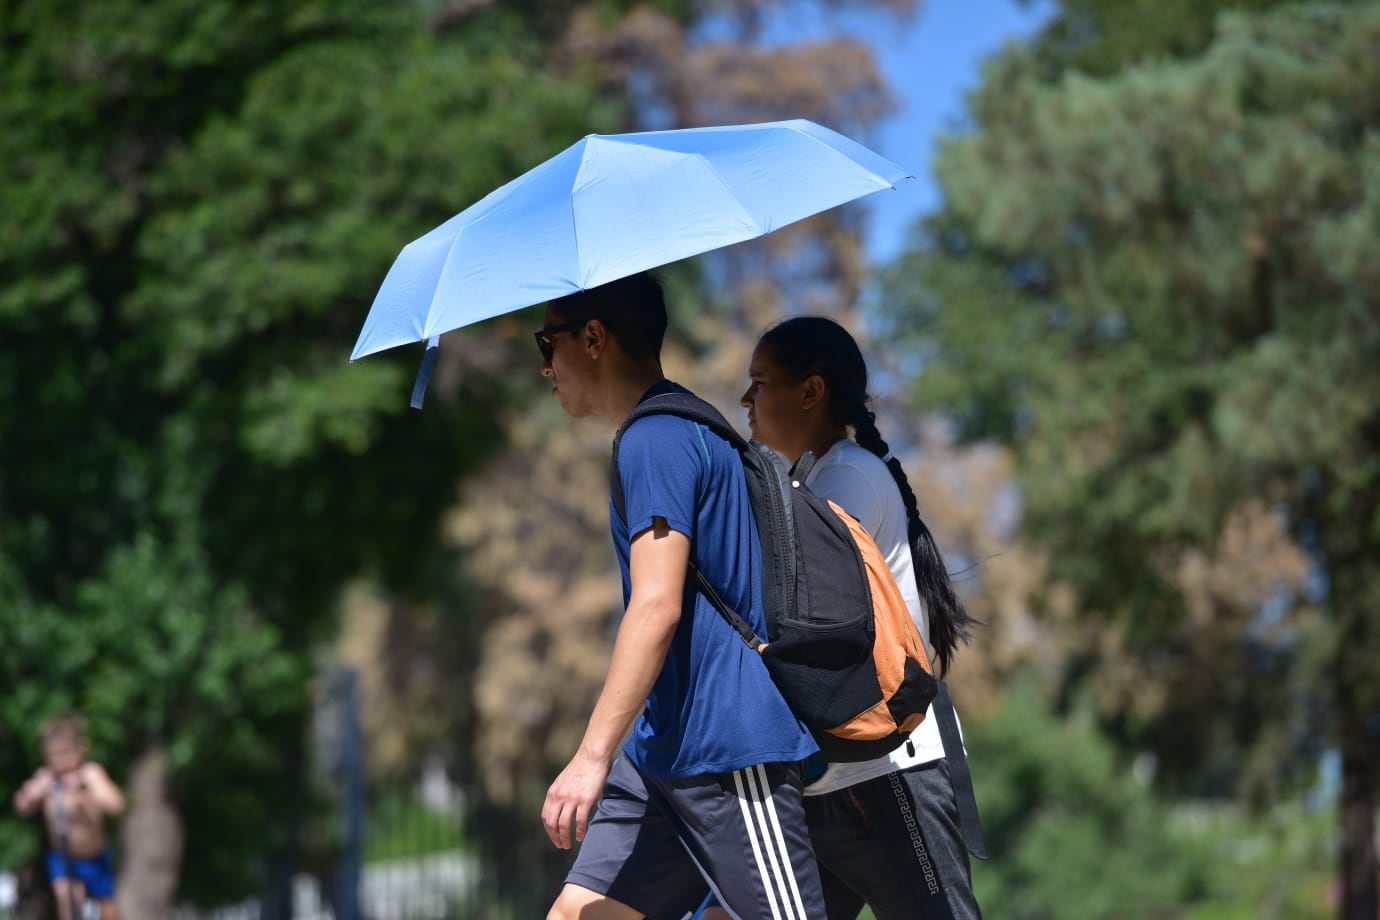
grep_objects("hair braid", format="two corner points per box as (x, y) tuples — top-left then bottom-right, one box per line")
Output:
(850, 403), (979, 676)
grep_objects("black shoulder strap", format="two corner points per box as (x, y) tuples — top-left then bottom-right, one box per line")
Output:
(688, 567), (764, 649)
(611, 391), (747, 521)
(609, 392), (764, 650)
(932, 682), (988, 859)
(790, 450), (818, 482)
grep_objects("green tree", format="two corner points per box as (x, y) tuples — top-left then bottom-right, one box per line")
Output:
(1023, 0), (1316, 78)
(0, 0), (608, 908)
(969, 680), (1215, 918)
(884, 2), (1380, 916)
(966, 675), (1333, 918)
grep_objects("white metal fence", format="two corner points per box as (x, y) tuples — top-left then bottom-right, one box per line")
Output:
(172, 850), (476, 920)
(3, 849), (476, 920)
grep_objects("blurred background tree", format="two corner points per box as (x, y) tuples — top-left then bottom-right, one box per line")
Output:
(883, 1), (1380, 916)
(1, 0), (606, 913)
(6, 0), (1375, 917)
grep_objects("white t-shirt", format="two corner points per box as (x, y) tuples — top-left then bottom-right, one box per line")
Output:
(801, 439), (960, 796)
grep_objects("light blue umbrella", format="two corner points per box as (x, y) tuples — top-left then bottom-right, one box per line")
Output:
(349, 118), (913, 405)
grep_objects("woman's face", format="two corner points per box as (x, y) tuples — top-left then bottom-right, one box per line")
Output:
(740, 345), (809, 457)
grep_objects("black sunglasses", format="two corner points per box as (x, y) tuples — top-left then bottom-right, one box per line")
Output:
(533, 319), (587, 362)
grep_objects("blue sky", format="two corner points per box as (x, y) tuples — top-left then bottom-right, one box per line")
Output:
(860, 0), (1053, 264)
(760, 0), (1053, 265)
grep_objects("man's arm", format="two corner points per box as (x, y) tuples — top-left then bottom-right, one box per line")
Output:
(541, 517), (689, 849)
(12, 768), (52, 817)
(80, 763), (125, 816)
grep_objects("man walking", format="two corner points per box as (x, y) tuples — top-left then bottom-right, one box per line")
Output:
(537, 272), (824, 920)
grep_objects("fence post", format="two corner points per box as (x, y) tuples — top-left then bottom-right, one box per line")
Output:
(333, 667), (364, 920)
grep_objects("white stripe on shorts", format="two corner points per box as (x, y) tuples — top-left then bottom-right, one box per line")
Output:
(732, 767), (786, 920)
(750, 763), (809, 920)
(732, 765), (807, 920)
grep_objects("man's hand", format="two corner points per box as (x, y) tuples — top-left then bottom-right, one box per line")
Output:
(539, 518), (687, 849)
(541, 748), (613, 850)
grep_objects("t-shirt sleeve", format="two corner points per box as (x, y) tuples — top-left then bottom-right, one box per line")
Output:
(809, 458), (888, 540)
(617, 415), (706, 540)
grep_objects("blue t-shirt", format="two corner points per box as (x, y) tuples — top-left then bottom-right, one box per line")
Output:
(612, 387), (818, 781)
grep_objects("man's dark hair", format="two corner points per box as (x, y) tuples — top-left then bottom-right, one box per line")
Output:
(548, 272), (668, 362)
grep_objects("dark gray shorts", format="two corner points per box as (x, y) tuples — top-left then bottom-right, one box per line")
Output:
(566, 756), (825, 920)
(807, 759), (982, 920)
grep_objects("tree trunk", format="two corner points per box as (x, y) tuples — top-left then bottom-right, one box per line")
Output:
(261, 731), (305, 920)
(1326, 481), (1380, 920)
(1339, 712), (1379, 920)
(115, 748), (184, 919)
(1335, 581), (1379, 919)
(13, 859), (53, 920)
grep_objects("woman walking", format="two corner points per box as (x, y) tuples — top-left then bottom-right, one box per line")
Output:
(711, 316), (984, 920)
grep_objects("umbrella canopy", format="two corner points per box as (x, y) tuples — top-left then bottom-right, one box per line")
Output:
(351, 118), (912, 359)
(349, 118), (912, 402)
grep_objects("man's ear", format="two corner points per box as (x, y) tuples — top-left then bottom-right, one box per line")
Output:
(801, 374), (827, 411)
(585, 319), (609, 358)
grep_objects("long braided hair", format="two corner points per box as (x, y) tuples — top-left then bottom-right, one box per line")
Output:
(757, 316), (979, 675)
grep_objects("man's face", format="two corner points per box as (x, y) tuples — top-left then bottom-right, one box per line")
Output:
(538, 306), (596, 418)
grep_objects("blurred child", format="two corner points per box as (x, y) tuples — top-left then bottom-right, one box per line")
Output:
(12, 713), (124, 920)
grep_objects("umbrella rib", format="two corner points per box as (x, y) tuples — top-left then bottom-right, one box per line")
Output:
(423, 223), (472, 340)
(567, 169), (583, 290)
(687, 152), (770, 235)
(594, 135), (772, 236)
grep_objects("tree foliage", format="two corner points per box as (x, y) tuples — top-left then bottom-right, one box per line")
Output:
(1021, 0), (1330, 77)
(967, 675), (1334, 919)
(884, 0), (1380, 911)
(0, 0), (609, 904)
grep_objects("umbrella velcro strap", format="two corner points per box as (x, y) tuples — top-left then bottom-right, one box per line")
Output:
(410, 336), (440, 410)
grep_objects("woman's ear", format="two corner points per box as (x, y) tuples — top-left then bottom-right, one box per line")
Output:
(801, 374), (827, 411)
